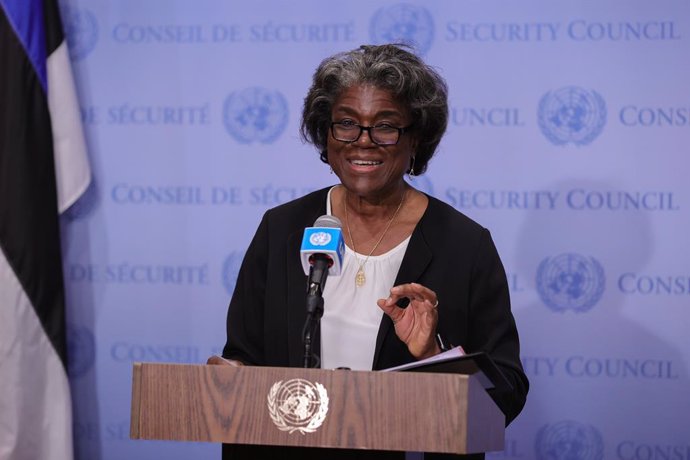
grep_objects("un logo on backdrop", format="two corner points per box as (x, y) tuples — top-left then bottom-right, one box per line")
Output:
(67, 325), (96, 378)
(536, 253), (605, 312)
(370, 4), (435, 55)
(535, 420), (604, 460)
(60, 6), (98, 61)
(223, 88), (289, 144)
(222, 251), (246, 295)
(538, 86), (606, 146)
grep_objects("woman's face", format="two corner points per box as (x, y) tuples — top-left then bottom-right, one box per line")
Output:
(327, 84), (415, 202)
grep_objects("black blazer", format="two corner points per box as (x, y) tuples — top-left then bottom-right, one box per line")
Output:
(222, 187), (528, 459)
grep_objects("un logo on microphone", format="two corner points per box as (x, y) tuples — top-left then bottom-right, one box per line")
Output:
(61, 6), (99, 61)
(222, 251), (245, 295)
(370, 4), (435, 55)
(309, 232), (332, 246)
(538, 86), (607, 146)
(223, 88), (289, 144)
(67, 325), (96, 378)
(536, 253), (605, 313)
(535, 420), (604, 460)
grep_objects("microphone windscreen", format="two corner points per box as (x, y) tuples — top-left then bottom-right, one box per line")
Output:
(314, 214), (342, 229)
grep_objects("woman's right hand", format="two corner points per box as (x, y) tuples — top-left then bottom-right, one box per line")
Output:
(377, 282), (440, 360)
(206, 355), (244, 366)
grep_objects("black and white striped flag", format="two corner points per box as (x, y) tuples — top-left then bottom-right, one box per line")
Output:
(0, 0), (90, 458)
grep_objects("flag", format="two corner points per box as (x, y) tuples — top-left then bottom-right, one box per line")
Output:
(0, 0), (90, 458)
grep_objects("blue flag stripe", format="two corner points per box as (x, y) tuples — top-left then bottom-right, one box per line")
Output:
(0, 0), (47, 91)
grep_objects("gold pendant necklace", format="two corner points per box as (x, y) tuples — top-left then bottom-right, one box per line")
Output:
(344, 189), (406, 287)
(355, 267), (367, 287)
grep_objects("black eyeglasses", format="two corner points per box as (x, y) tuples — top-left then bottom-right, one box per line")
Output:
(330, 122), (411, 146)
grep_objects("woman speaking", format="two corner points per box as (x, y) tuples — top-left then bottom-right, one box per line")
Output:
(212, 44), (528, 460)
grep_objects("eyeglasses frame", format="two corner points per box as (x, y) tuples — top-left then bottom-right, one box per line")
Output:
(329, 121), (413, 146)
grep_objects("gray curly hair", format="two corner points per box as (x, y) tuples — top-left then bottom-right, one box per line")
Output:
(300, 44), (448, 175)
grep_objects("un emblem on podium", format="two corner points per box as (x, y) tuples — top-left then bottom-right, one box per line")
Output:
(61, 6), (99, 61)
(370, 3), (435, 55)
(267, 379), (329, 434)
(223, 88), (288, 144)
(536, 253), (605, 313)
(535, 420), (604, 460)
(538, 86), (606, 146)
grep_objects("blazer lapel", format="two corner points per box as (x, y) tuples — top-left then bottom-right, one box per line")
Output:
(372, 222), (432, 369)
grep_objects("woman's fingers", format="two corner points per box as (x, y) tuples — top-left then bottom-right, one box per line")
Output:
(389, 282), (438, 307)
(377, 283), (440, 359)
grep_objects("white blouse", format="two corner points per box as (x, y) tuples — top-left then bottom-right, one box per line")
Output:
(321, 187), (410, 370)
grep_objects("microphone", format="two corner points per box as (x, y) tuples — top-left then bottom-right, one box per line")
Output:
(300, 215), (345, 295)
(300, 215), (344, 368)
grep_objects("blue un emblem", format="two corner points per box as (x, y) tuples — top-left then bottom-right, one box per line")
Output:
(538, 86), (606, 146)
(223, 88), (289, 144)
(535, 420), (604, 460)
(536, 253), (605, 313)
(61, 6), (99, 61)
(67, 325), (96, 378)
(222, 251), (246, 295)
(370, 4), (435, 56)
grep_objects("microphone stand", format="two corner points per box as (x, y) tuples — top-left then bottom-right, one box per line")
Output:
(302, 255), (330, 368)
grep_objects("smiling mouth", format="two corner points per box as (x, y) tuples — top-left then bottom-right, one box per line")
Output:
(349, 159), (382, 166)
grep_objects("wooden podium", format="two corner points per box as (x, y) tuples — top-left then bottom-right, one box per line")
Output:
(130, 363), (504, 455)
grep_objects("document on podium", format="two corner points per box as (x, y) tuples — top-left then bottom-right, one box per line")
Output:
(382, 346), (513, 393)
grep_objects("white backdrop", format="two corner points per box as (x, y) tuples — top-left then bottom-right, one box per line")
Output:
(60, 1), (690, 459)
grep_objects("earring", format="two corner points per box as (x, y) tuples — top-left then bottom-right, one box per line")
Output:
(329, 166), (334, 174)
(409, 157), (416, 177)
